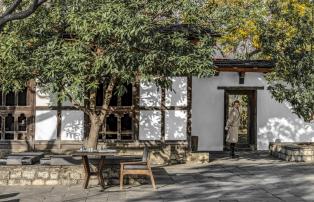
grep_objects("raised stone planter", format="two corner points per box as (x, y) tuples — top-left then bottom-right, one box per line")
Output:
(270, 142), (314, 162)
(186, 152), (210, 163)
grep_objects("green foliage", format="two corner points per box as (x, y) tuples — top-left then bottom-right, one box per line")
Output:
(204, 0), (267, 59)
(1, 0), (313, 123)
(0, 0), (215, 107)
(205, 0), (314, 121)
(260, 0), (314, 122)
(198, 0), (313, 121)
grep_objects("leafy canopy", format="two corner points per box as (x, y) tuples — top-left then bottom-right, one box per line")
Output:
(0, 0), (215, 109)
(207, 0), (266, 59)
(204, 0), (313, 121)
(259, 0), (314, 122)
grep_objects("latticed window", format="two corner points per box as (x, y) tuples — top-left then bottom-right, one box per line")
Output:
(4, 114), (14, 139)
(97, 83), (135, 141)
(0, 88), (33, 141)
(1, 88), (28, 106)
(105, 114), (118, 140)
(1, 113), (30, 140)
(121, 113), (133, 140)
(6, 92), (15, 106)
(96, 83), (132, 107)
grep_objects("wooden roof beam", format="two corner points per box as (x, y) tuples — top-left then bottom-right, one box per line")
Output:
(216, 67), (272, 73)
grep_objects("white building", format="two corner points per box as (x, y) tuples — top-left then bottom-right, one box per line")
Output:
(0, 59), (313, 157)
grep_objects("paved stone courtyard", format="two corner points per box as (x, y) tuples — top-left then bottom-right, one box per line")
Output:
(1, 152), (314, 202)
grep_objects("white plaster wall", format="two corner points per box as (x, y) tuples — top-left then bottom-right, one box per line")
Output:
(36, 88), (58, 106)
(62, 99), (74, 107)
(35, 110), (58, 140)
(192, 72), (249, 151)
(257, 90), (314, 150)
(165, 77), (187, 106)
(61, 111), (84, 141)
(139, 81), (161, 140)
(192, 76), (225, 151)
(139, 78), (188, 141)
(165, 110), (187, 140)
(192, 72), (314, 151)
(139, 110), (161, 140)
(247, 73), (314, 150)
(140, 82), (161, 107)
(36, 87), (75, 107)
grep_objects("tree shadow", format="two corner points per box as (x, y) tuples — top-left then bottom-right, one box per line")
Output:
(60, 110), (84, 141)
(125, 153), (314, 201)
(258, 116), (314, 150)
(139, 110), (161, 140)
(139, 78), (188, 141)
(0, 193), (19, 202)
(165, 110), (187, 140)
(165, 77), (187, 107)
(139, 82), (161, 107)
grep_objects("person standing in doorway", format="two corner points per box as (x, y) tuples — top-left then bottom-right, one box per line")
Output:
(225, 100), (241, 158)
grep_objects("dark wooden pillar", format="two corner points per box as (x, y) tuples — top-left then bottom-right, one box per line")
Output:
(187, 76), (192, 151)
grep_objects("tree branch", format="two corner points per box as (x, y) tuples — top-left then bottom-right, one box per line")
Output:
(100, 76), (117, 118)
(214, 45), (226, 58)
(65, 91), (92, 116)
(1, 0), (22, 17)
(0, 0), (47, 28)
(247, 49), (261, 59)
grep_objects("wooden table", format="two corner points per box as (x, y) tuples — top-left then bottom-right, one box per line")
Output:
(73, 151), (117, 189)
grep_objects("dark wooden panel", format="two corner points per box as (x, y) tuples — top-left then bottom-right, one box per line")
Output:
(187, 76), (192, 151)
(216, 67), (272, 73)
(217, 86), (264, 90)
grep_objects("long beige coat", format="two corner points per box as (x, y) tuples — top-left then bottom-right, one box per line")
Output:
(225, 107), (240, 143)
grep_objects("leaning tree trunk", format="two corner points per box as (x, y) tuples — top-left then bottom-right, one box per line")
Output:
(85, 76), (116, 149)
(86, 113), (107, 149)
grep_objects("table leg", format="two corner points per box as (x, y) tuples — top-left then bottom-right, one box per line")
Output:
(97, 156), (105, 189)
(82, 155), (91, 189)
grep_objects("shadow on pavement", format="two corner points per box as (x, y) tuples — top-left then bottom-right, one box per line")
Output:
(0, 193), (20, 202)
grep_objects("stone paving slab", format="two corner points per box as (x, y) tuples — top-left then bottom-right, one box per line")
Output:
(1, 152), (314, 202)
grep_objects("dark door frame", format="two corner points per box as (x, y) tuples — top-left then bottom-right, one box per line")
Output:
(223, 89), (257, 151)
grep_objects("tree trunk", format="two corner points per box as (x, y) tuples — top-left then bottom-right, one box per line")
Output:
(86, 116), (102, 149)
(0, 0), (47, 29)
(85, 76), (116, 149)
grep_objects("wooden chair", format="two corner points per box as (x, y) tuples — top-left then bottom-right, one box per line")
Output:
(120, 146), (156, 190)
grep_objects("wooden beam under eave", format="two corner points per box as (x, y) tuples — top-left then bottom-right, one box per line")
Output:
(216, 67), (272, 73)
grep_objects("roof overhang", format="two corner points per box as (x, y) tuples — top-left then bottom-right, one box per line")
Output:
(214, 59), (274, 73)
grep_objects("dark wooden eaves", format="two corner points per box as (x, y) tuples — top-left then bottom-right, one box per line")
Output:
(214, 59), (274, 73)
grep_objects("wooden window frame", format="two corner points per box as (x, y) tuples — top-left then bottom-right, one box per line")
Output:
(0, 81), (35, 141)
(99, 112), (135, 142)
(98, 83), (137, 142)
(32, 78), (192, 147)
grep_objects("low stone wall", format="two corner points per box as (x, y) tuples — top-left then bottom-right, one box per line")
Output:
(0, 165), (83, 186)
(269, 142), (314, 162)
(0, 163), (147, 186)
(0, 151), (209, 186)
(1, 144), (209, 165)
(0, 151), (9, 159)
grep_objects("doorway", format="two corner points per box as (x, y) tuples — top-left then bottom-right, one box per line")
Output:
(224, 90), (257, 151)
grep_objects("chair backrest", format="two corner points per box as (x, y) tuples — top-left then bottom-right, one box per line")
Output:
(142, 146), (149, 162)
